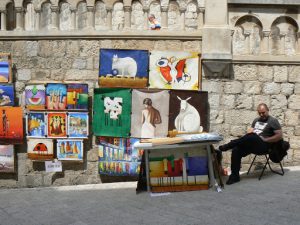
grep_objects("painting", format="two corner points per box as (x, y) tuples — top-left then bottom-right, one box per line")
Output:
(93, 88), (131, 137)
(24, 84), (46, 110)
(0, 84), (14, 106)
(0, 107), (23, 144)
(149, 51), (200, 90)
(26, 112), (47, 138)
(46, 83), (67, 110)
(131, 89), (169, 138)
(168, 91), (208, 136)
(57, 139), (83, 161)
(99, 49), (149, 88)
(27, 139), (54, 160)
(0, 145), (14, 173)
(67, 112), (89, 138)
(148, 146), (209, 192)
(66, 83), (89, 110)
(47, 112), (67, 138)
(0, 61), (10, 83)
(98, 137), (143, 176)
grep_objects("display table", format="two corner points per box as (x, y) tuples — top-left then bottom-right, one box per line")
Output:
(134, 133), (222, 192)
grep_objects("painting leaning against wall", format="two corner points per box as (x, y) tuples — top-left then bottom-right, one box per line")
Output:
(0, 145), (14, 173)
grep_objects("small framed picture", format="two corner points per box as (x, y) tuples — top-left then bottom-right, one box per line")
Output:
(47, 112), (67, 138)
(57, 139), (83, 161)
(26, 112), (47, 138)
(24, 84), (46, 110)
(27, 139), (54, 160)
(67, 112), (89, 138)
(0, 84), (14, 106)
(0, 145), (15, 173)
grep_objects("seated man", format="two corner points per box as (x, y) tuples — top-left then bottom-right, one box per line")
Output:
(219, 103), (282, 185)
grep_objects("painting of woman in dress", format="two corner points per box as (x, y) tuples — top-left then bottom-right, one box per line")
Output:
(141, 98), (161, 138)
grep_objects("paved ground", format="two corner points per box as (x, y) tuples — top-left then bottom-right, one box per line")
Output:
(0, 166), (299, 225)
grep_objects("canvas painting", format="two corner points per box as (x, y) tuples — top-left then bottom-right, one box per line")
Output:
(93, 88), (131, 137)
(46, 83), (67, 110)
(68, 112), (89, 138)
(67, 83), (89, 110)
(0, 61), (10, 83)
(98, 137), (143, 176)
(47, 112), (67, 138)
(24, 84), (46, 110)
(131, 89), (170, 138)
(99, 49), (149, 88)
(0, 84), (14, 106)
(57, 139), (83, 161)
(148, 146), (209, 192)
(149, 51), (200, 90)
(26, 112), (47, 138)
(168, 91), (208, 136)
(27, 139), (54, 160)
(0, 107), (23, 144)
(0, 145), (14, 173)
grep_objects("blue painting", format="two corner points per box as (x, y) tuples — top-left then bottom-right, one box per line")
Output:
(67, 112), (89, 138)
(46, 83), (67, 110)
(0, 61), (9, 82)
(99, 49), (149, 88)
(0, 84), (14, 106)
(57, 139), (83, 161)
(26, 112), (47, 138)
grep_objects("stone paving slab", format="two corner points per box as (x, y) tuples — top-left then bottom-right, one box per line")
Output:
(0, 166), (299, 225)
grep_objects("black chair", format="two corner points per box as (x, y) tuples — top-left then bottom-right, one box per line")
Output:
(247, 153), (284, 180)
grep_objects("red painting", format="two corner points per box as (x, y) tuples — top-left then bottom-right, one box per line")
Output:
(0, 107), (23, 144)
(47, 112), (67, 138)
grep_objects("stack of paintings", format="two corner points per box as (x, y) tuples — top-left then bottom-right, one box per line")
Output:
(24, 83), (89, 161)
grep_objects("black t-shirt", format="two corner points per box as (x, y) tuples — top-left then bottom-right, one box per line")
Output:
(251, 116), (281, 138)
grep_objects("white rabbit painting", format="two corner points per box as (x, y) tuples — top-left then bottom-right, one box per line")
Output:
(111, 54), (137, 77)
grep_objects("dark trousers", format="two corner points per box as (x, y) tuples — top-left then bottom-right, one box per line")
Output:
(223, 133), (270, 177)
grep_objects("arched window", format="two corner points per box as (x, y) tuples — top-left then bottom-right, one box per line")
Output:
(131, 0), (144, 30)
(24, 1), (35, 31)
(59, 1), (71, 31)
(185, 1), (198, 30)
(41, 1), (52, 30)
(149, 1), (161, 29)
(77, 1), (88, 30)
(6, 2), (16, 30)
(168, 1), (180, 30)
(95, 0), (107, 30)
(112, 2), (124, 30)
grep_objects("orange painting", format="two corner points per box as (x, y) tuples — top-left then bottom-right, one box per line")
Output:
(47, 112), (67, 138)
(0, 107), (23, 144)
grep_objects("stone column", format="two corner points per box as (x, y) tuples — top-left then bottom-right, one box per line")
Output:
(244, 31), (251, 54)
(179, 8), (185, 30)
(106, 7), (112, 30)
(261, 31), (270, 54)
(87, 6), (94, 29)
(15, 7), (24, 30)
(35, 8), (41, 30)
(124, 6), (131, 29)
(51, 6), (59, 30)
(70, 7), (77, 30)
(197, 7), (204, 30)
(143, 6), (149, 30)
(161, 6), (168, 29)
(0, 10), (7, 31)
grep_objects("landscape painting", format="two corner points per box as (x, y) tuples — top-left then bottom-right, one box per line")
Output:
(46, 83), (67, 110)
(130, 89), (169, 139)
(66, 83), (89, 110)
(99, 49), (149, 88)
(25, 84), (46, 110)
(26, 112), (47, 138)
(149, 51), (200, 90)
(68, 112), (89, 138)
(0, 107), (23, 144)
(27, 139), (54, 160)
(0, 84), (14, 106)
(57, 139), (83, 161)
(0, 145), (14, 173)
(0, 61), (10, 83)
(47, 112), (67, 138)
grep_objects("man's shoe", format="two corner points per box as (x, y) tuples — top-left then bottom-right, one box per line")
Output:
(218, 145), (227, 152)
(226, 175), (240, 185)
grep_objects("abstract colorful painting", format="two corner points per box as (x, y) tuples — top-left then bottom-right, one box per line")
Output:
(98, 137), (143, 176)
(26, 112), (47, 138)
(131, 89), (169, 138)
(0, 145), (14, 173)
(0, 107), (23, 144)
(148, 146), (208, 192)
(0, 84), (14, 106)
(57, 139), (83, 161)
(24, 84), (46, 110)
(168, 91), (208, 135)
(27, 139), (54, 160)
(93, 88), (131, 137)
(0, 61), (10, 83)
(47, 112), (67, 138)
(67, 112), (88, 138)
(99, 49), (149, 88)
(149, 51), (200, 90)
(46, 83), (67, 110)
(67, 83), (89, 110)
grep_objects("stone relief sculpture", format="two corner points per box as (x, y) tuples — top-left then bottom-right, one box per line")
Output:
(270, 25), (281, 55)
(95, 0), (107, 30)
(77, 2), (88, 30)
(185, 2), (198, 30)
(285, 25), (296, 56)
(59, 2), (71, 31)
(112, 2), (124, 30)
(233, 25), (246, 55)
(25, 2), (35, 31)
(168, 2), (180, 30)
(41, 2), (52, 30)
(249, 25), (261, 55)
(131, 0), (144, 30)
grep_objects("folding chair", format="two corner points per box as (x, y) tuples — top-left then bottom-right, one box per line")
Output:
(247, 153), (284, 180)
